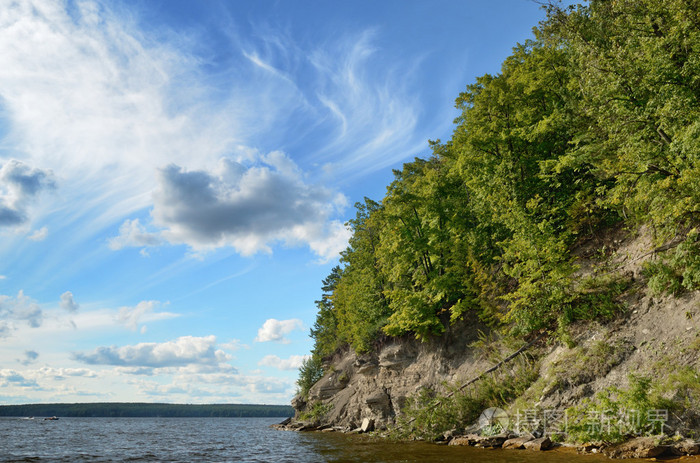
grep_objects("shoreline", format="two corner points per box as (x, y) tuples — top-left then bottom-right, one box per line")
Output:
(272, 419), (700, 460)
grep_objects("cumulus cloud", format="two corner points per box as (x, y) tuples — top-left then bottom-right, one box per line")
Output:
(0, 290), (43, 332)
(60, 291), (79, 312)
(258, 354), (308, 371)
(108, 219), (164, 251)
(0, 369), (39, 388)
(73, 335), (231, 368)
(254, 318), (303, 343)
(115, 300), (178, 331)
(18, 350), (39, 365)
(0, 160), (55, 228)
(130, 154), (350, 260)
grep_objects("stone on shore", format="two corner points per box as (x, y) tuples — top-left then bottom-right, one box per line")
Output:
(448, 433), (509, 448)
(523, 436), (552, 451)
(502, 434), (535, 450)
(603, 437), (668, 459)
(360, 418), (374, 433)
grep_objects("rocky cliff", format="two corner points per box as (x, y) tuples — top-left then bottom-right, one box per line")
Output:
(289, 227), (700, 445)
(293, 313), (492, 431)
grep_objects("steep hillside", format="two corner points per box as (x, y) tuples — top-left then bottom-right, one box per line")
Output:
(287, 0), (700, 455)
(289, 227), (700, 452)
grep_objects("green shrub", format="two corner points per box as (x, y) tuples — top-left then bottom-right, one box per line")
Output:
(296, 355), (324, 398)
(393, 356), (538, 440)
(644, 229), (700, 296)
(565, 375), (669, 443)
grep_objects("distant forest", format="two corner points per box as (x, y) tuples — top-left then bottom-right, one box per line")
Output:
(0, 403), (294, 418)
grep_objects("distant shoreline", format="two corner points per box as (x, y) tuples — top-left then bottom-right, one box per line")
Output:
(0, 402), (294, 418)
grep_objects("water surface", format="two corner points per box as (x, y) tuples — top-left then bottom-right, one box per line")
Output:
(0, 416), (616, 462)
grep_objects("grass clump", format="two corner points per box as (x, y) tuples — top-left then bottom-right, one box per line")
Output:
(298, 402), (332, 423)
(549, 338), (634, 389)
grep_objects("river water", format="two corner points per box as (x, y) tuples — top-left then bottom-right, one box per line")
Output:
(0, 416), (614, 462)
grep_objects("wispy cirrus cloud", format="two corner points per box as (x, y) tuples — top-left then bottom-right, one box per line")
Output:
(0, 0), (427, 266)
(241, 27), (424, 178)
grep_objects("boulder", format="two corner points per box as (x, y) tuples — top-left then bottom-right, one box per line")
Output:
(475, 434), (509, 448)
(449, 433), (508, 448)
(603, 437), (668, 459)
(523, 436), (552, 451)
(502, 434), (535, 450)
(365, 389), (390, 404)
(448, 434), (481, 446)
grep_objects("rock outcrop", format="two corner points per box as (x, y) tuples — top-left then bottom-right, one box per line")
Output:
(296, 313), (490, 431)
(287, 228), (700, 458)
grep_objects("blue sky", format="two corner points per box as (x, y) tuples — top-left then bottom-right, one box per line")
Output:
(0, 0), (559, 405)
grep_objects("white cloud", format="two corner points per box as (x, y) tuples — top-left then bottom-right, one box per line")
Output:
(115, 300), (177, 331)
(37, 366), (97, 380)
(0, 290), (43, 333)
(143, 154), (349, 260)
(0, 160), (55, 228)
(258, 354), (308, 371)
(73, 335), (232, 368)
(27, 226), (49, 241)
(0, 1), (428, 268)
(254, 318), (303, 343)
(245, 27), (423, 177)
(0, 275), (6, 280)
(108, 219), (163, 250)
(0, 0), (240, 232)
(60, 291), (79, 312)
(0, 369), (39, 388)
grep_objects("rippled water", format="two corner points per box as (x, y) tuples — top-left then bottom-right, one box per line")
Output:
(0, 416), (613, 462)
